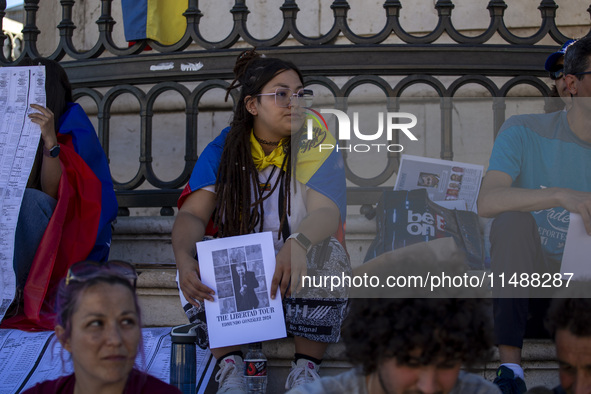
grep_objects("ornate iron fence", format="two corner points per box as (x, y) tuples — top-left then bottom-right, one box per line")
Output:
(0, 0), (588, 215)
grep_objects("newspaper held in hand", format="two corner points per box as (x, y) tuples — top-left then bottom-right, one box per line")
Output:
(196, 232), (286, 348)
(394, 154), (484, 213)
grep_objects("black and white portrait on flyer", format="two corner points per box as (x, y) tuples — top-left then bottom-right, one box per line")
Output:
(197, 232), (286, 348)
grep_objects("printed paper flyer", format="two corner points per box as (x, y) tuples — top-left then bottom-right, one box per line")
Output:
(197, 232), (286, 348)
(394, 154), (484, 213)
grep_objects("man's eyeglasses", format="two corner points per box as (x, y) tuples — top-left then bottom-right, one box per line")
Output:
(549, 68), (564, 80)
(553, 70), (591, 79)
(256, 88), (314, 108)
(65, 260), (138, 288)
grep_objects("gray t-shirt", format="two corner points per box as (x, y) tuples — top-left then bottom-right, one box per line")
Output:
(286, 367), (501, 394)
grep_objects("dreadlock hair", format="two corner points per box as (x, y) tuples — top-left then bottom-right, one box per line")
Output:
(215, 49), (304, 238)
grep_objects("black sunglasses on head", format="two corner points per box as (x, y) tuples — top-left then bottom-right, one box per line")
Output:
(65, 260), (138, 288)
(549, 68), (564, 80)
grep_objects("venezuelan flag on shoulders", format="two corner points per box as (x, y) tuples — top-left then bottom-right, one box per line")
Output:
(121, 0), (188, 45)
(178, 111), (347, 245)
(179, 112), (347, 221)
(295, 110), (346, 226)
(1, 103), (118, 331)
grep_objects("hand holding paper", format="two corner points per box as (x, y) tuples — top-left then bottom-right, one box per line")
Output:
(196, 232), (286, 348)
(561, 213), (591, 279)
(272, 238), (308, 299)
(554, 189), (591, 235)
(176, 253), (215, 304)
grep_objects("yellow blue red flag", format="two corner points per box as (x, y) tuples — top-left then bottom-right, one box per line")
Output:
(121, 0), (187, 45)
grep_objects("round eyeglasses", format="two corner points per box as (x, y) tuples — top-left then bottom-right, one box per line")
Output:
(256, 88), (314, 108)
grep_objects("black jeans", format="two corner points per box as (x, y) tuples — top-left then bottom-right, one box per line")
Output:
(490, 211), (560, 347)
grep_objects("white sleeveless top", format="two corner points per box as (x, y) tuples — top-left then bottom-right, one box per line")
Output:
(203, 165), (307, 253)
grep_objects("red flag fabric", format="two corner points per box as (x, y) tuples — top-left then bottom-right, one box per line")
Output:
(2, 136), (102, 330)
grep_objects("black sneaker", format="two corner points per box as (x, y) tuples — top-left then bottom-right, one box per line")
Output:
(493, 366), (527, 394)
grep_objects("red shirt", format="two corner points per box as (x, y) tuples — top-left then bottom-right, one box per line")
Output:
(22, 369), (182, 394)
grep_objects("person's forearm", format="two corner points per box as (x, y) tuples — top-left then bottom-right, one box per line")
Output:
(40, 155), (62, 199)
(173, 206), (217, 303)
(31, 104), (61, 198)
(172, 211), (207, 265)
(477, 185), (562, 217)
(294, 206), (339, 245)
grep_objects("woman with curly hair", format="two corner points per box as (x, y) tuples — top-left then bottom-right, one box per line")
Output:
(172, 49), (349, 392)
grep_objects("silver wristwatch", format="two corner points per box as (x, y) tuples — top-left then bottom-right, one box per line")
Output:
(287, 232), (312, 253)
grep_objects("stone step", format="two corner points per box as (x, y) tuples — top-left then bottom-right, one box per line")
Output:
(109, 214), (376, 270)
(132, 267), (560, 392)
(113, 216), (561, 392)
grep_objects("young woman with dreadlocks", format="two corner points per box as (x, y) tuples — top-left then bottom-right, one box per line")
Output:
(172, 49), (349, 392)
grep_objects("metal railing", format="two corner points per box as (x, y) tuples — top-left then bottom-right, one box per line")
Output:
(0, 0), (587, 215)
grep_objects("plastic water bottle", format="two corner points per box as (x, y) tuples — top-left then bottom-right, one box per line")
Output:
(170, 323), (199, 394)
(244, 342), (267, 393)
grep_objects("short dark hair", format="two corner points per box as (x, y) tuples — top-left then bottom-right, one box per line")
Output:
(545, 282), (591, 338)
(342, 297), (494, 374)
(564, 36), (591, 80)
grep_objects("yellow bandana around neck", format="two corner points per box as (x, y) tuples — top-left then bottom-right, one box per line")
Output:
(250, 130), (288, 171)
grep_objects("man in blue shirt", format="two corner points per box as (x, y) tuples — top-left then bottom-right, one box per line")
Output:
(478, 37), (591, 393)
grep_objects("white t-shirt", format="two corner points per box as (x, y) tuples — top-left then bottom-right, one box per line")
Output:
(203, 165), (307, 253)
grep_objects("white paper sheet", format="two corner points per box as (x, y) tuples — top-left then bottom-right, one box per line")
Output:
(197, 232), (287, 348)
(0, 66), (46, 322)
(0, 327), (214, 393)
(560, 213), (591, 279)
(0, 329), (57, 393)
(394, 154), (483, 213)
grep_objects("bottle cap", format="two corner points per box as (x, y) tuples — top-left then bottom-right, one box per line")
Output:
(170, 323), (199, 344)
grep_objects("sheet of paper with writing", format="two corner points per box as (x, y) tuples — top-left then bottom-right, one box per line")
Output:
(0, 66), (46, 321)
(197, 232), (287, 348)
(0, 327), (215, 392)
